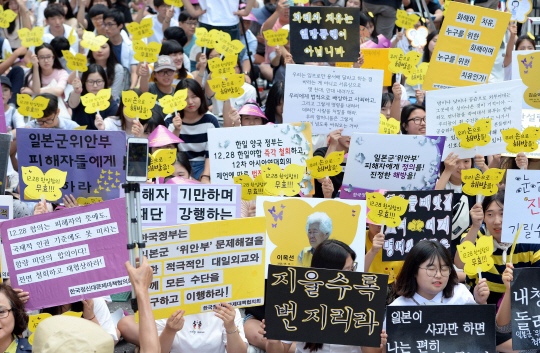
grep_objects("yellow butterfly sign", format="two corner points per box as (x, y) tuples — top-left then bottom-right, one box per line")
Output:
(62, 50), (88, 72)
(306, 151), (344, 179)
(123, 91), (158, 120)
(379, 115), (400, 134)
(133, 40), (161, 63)
(18, 27), (44, 47)
(207, 73), (245, 101)
(148, 148), (176, 179)
(517, 52), (540, 109)
(80, 31), (108, 51)
(408, 219), (424, 232)
(262, 163), (305, 197)
(395, 9), (420, 29)
(0, 7), (17, 28)
(461, 168), (505, 197)
(17, 94), (50, 119)
(195, 27), (219, 49)
(388, 48), (422, 76)
(126, 18), (154, 41)
(76, 196), (103, 205)
(233, 174), (267, 201)
(158, 88), (187, 115)
(406, 62), (429, 87)
(501, 127), (540, 154)
(164, 0), (183, 6)
(80, 88), (111, 114)
(263, 28), (289, 47)
(68, 28), (76, 45)
(21, 166), (67, 201)
(215, 33), (245, 58)
(28, 312), (83, 345)
(366, 192), (409, 227)
(208, 55), (238, 79)
(453, 118), (492, 149)
(456, 235), (495, 277)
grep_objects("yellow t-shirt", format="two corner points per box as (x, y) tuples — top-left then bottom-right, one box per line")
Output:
(365, 230), (404, 284)
(297, 247), (314, 267)
(5, 336), (18, 353)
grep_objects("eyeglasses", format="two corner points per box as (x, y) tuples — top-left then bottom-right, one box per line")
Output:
(38, 55), (54, 62)
(102, 22), (117, 28)
(0, 307), (12, 319)
(407, 116), (426, 125)
(183, 21), (198, 27)
(419, 266), (451, 277)
(86, 79), (105, 86)
(343, 262), (358, 272)
(156, 70), (175, 77)
(36, 115), (56, 126)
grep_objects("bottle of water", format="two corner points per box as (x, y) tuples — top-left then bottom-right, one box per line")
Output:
(256, 75), (264, 93)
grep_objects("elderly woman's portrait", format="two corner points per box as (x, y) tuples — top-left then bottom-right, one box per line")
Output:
(297, 212), (333, 266)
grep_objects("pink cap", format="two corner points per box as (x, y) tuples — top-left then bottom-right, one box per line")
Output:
(165, 177), (201, 184)
(148, 125), (183, 147)
(366, 189), (388, 225)
(190, 0), (199, 4)
(242, 12), (257, 21)
(238, 101), (267, 120)
(361, 35), (391, 49)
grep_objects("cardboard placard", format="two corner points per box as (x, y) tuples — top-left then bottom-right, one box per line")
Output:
(265, 265), (387, 347)
(426, 80), (522, 159)
(340, 134), (446, 200)
(358, 49), (392, 86)
(386, 305), (497, 353)
(283, 64), (383, 135)
(139, 184), (241, 228)
(513, 51), (540, 109)
(0, 198), (130, 310)
(382, 190), (454, 261)
(17, 129), (127, 201)
(289, 6), (360, 63)
(141, 218), (266, 319)
(511, 267), (540, 350)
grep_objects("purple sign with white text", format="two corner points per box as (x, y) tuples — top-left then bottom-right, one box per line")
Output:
(0, 198), (130, 310)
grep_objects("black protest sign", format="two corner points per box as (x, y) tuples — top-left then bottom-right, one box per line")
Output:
(265, 265), (387, 347)
(387, 305), (497, 353)
(382, 190), (454, 261)
(0, 133), (10, 195)
(511, 268), (540, 350)
(289, 6), (360, 63)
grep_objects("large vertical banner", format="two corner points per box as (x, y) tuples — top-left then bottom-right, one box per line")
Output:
(256, 196), (367, 277)
(423, 2), (510, 90)
(0, 198), (130, 310)
(289, 6), (360, 63)
(511, 268), (540, 350)
(17, 129), (127, 201)
(283, 64), (384, 135)
(265, 265), (388, 347)
(141, 218), (266, 319)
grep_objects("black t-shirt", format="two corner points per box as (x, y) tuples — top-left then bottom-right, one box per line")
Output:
(71, 97), (119, 130)
(313, 147), (345, 199)
(364, 0), (401, 9)
(114, 2), (133, 23)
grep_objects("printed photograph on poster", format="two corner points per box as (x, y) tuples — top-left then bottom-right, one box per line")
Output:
(140, 184), (241, 228)
(382, 190), (454, 261)
(510, 268), (540, 350)
(256, 196), (366, 277)
(289, 6), (360, 63)
(265, 265), (387, 347)
(512, 50), (540, 109)
(0, 198), (131, 310)
(283, 64), (383, 135)
(141, 217), (266, 320)
(17, 129), (127, 201)
(386, 305), (497, 353)
(340, 134), (445, 200)
(426, 81), (522, 159)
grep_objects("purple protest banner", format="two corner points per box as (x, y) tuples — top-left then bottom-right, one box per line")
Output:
(0, 198), (130, 310)
(0, 91), (6, 133)
(139, 184), (241, 228)
(17, 129), (126, 201)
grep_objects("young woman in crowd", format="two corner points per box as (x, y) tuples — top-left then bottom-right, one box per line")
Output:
(22, 43), (68, 99)
(0, 284), (30, 352)
(264, 80), (284, 124)
(2, 0), (32, 50)
(399, 104), (426, 135)
(503, 22), (535, 81)
(87, 41), (125, 101)
(96, 88), (145, 137)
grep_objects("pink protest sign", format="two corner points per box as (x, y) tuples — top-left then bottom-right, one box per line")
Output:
(0, 91), (6, 133)
(0, 198), (130, 310)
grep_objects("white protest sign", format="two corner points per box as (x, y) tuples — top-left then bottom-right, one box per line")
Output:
(502, 109), (540, 158)
(339, 134), (446, 200)
(501, 170), (540, 243)
(282, 64), (383, 135)
(511, 50), (538, 109)
(426, 80), (522, 159)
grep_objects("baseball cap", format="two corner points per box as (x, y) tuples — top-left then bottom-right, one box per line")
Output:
(1, 76), (12, 89)
(154, 55), (176, 72)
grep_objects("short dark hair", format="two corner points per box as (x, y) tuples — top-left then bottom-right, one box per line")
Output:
(176, 79), (209, 116)
(104, 8), (125, 26)
(482, 191), (504, 213)
(44, 3), (65, 18)
(265, 81), (284, 124)
(393, 240), (458, 299)
(58, 0), (74, 19)
(0, 284), (28, 336)
(81, 64), (109, 96)
(515, 35), (536, 50)
(89, 4), (108, 18)
(178, 10), (196, 22)
(400, 103), (425, 134)
(381, 92), (394, 109)
(143, 112), (166, 136)
(164, 27), (188, 47)
(153, 0), (166, 8)
(39, 93), (59, 118)
(50, 36), (70, 58)
(311, 239), (356, 270)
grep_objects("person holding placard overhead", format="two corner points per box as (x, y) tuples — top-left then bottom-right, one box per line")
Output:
(137, 0), (177, 44)
(2, 0), (33, 51)
(503, 22), (536, 81)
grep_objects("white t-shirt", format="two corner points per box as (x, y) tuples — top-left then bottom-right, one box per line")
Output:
(445, 181), (462, 193)
(488, 46), (505, 84)
(198, 0), (240, 27)
(144, 15), (179, 44)
(93, 297), (118, 341)
(283, 341), (361, 353)
(155, 310), (247, 353)
(103, 116), (135, 139)
(504, 62), (512, 81)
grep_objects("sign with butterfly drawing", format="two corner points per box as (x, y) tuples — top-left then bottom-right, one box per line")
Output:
(381, 190), (454, 261)
(511, 50), (540, 109)
(340, 134), (445, 200)
(207, 123), (314, 199)
(256, 196), (366, 278)
(426, 80), (522, 160)
(17, 129), (127, 201)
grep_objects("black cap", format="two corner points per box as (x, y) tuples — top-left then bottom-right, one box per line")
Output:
(0, 76), (12, 89)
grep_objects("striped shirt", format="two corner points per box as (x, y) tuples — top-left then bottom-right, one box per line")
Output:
(178, 113), (220, 162)
(462, 227), (540, 304)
